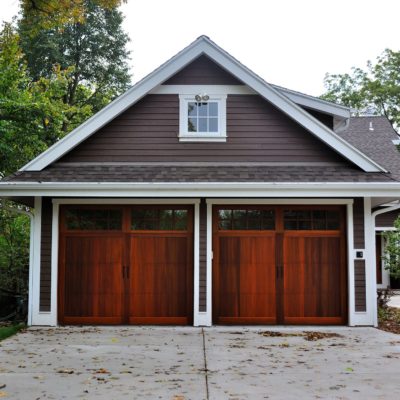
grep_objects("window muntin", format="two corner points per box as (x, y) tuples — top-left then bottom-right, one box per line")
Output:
(218, 209), (275, 230)
(65, 209), (122, 230)
(131, 209), (188, 230)
(283, 210), (340, 230)
(179, 95), (226, 141)
(188, 102), (219, 133)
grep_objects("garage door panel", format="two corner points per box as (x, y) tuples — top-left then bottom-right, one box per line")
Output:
(215, 235), (276, 323)
(283, 235), (344, 323)
(129, 235), (191, 324)
(62, 235), (124, 323)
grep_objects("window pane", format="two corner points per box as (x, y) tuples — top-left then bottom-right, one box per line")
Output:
(219, 220), (232, 230)
(284, 220), (298, 230)
(209, 102), (218, 116)
(327, 219), (340, 230)
(198, 102), (208, 117)
(188, 118), (197, 132)
(188, 102), (197, 117)
(218, 210), (232, 220)
(233, 218), (246, 230)
(198, 117), (207, 132)
(209, 118), (218, 132)
(174, 210), (188, 230)
(65, 209), (122, 230)
(247, 218), (261, 229)
(313, 220), (326, 230)
(159, 210), (173, 230)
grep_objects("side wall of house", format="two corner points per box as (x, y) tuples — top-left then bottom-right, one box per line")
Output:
(353, 198), (366, 313)
(376, 210), (399, 227)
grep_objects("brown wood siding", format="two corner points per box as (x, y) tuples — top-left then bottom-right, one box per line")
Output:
(376, 210), (399, 228)
(353, 198), (365, 248)
(199, 199), (207, 312)
(354, 259), (366, 312)
(303, 108), (334, 130)
(59, 94), (350, 164)
(40, 197), (52, 312)
(162, 55), (243, 85)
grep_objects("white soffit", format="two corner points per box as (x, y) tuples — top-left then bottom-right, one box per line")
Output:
(20, 36), (384, 173)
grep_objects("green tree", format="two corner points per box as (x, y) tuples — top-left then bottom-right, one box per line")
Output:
(0, 203), (30, 294)
(0, 22), (89, 176)
(383, 215), (400, 280)
(321, 49), (400, 130)
(20, 0), (125, 31)
(18, 0), (131, 133)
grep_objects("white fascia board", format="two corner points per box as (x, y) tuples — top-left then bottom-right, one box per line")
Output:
(2, 181), (400, 198)
(271, 85), (350, 119)
(20, 36), (384, 173)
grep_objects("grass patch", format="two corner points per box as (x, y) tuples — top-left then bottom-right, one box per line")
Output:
(0, 323), (25, 341)
(378, 307), (400, 334)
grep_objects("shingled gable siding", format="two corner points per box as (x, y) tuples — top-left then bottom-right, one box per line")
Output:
(353, 198), (366, 312)
(40, 197), (52, 312)
(199, 199), (207, 312)
(162, 55), (243, 85)
(58, 94), (350, 164)
(376, 209), (400, 227)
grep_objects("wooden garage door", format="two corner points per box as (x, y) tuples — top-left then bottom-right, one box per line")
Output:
(58, 205), (193, 325)
(213, 206), (347, 325)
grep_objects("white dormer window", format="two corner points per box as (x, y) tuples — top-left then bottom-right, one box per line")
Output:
(179, 94), (227, 141)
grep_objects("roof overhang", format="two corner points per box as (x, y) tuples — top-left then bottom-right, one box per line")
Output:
(1, 181), (400, 198)
(20, 36), (385, 173)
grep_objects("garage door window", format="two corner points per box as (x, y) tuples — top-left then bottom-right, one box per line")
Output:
(283, 210), (340, 230)
(65, 209), (122, 230)
(131, 209), (188, 230)
(218, 209), (275, 230)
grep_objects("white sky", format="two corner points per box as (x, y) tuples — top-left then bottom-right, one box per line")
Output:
(1, 0), (399, 96)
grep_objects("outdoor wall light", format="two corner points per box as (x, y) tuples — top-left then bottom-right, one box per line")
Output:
(195, 94), (209, 101)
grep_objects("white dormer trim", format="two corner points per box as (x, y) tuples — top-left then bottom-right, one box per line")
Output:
(20, 36), (385, 173)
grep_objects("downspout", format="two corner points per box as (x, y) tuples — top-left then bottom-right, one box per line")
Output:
(0, 199), (34, 325)
(370, 201), (400, 326)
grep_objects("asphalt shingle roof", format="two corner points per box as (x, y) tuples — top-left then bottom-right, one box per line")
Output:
(4, 164), (394, 183)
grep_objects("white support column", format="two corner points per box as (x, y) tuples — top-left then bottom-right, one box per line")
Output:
(193, 201), (201, 326)
(364, 197), (377, 326)
(194, 201), (212, 326)
(49, 202), (59, 326)
(30, 196), (42, 325)
(27, 207), (35, 326)
(347, 203), (356, 326)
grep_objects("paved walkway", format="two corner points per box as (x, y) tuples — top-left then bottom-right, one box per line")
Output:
(388, 294), (400, 308)
(0, 326), (399, 399)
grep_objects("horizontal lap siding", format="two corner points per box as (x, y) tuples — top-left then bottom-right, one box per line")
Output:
(353, 198), (366, 312)
(354, 260), (366, 312)
(59, 95), (348, 164)
(353, 198), (365, 248)
(199, 200), (207, 312)
(40, 197), (52, 312)
(376, 210), (399, 228)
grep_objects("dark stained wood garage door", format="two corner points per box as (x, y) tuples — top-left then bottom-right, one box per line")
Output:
(213, 205), (347, 325)
(58, 205), (193, 325)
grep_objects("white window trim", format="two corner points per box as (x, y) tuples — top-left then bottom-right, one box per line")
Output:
(179, 94), (227, 142)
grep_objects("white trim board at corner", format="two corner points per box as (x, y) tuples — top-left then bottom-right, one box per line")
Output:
(20, 36), (384, 173)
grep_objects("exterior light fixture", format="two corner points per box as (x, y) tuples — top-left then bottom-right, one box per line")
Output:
(195, 94), (209, 102)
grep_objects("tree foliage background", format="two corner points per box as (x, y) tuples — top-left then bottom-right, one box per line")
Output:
(321, 49), (400, 131)
(0, 0), (131, 297)
(383, 216), (400, 281)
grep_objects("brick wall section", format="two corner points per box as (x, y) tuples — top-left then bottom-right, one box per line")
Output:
(199, 199), (207, 312)
(353, 198), (365, 248)
(354, 260), (366, 312)
(39, 197), (52, 312)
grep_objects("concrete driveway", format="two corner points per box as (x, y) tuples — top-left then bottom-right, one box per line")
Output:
(0, 326), (399, 399)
